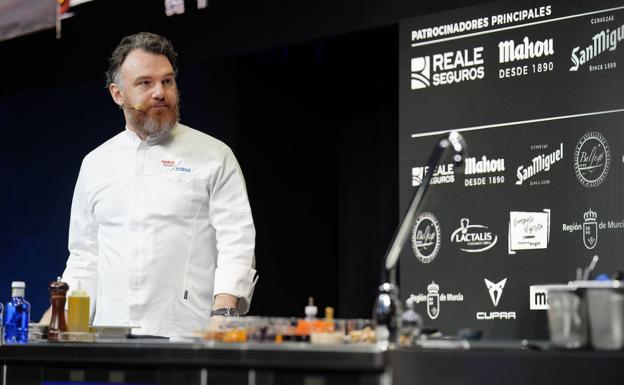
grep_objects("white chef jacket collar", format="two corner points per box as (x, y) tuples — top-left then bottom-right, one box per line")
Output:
(124, 123), (178, 145)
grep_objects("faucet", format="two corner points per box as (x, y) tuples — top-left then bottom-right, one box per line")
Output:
(373, 131), (467, 347)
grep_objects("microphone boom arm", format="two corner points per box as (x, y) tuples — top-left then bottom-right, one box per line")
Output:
(384, 131), (467, 282)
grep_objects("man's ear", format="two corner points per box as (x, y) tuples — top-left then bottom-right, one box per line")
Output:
(109, 83), (124, 107)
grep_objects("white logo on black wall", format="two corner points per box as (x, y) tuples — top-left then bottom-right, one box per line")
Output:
(410, 46), (485, 90)
(562, 208), (624, 248)
(530, 286), (549, 310)
(450, 218), (498, 252)
(412, 163), (455, 186)
(570, 24), (624, 71)
(411, 212), (441, 263)
(508, 209), (550, 254)
(574, 132), (610, 188)
(583, 209), (598, 249)
(407, 281), (465, 320)
(463, 155), (505, 187)
(477, 278), (516, 320)
(516, 143), (563, 186)
(411, 56), (431, 89)
(499, 37), (554, 63)
(498, 36), (555, 79)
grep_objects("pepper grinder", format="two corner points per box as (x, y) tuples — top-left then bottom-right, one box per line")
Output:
(48, 277), (69, 341)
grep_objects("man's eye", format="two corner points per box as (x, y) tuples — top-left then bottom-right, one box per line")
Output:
(163, 78), (173, 85)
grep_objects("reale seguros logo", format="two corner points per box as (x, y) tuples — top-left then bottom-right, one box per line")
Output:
(411, 46), (485, 90)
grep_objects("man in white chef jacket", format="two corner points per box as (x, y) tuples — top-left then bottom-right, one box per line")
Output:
(43, 32), (257, 337)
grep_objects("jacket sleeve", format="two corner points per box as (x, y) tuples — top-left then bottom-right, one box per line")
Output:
(209, 146), (257, 314)
(61, 162), (99, 320)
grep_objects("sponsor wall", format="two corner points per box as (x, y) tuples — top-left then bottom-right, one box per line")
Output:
(399, 0), (624, 338)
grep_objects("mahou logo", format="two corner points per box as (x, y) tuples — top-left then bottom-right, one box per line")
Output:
(498, 36), (554, 63)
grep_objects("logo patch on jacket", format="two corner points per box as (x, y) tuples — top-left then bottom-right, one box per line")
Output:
(161, 159), (192, 173)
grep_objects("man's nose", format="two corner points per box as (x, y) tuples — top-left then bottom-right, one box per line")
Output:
(152, 83), (165, 99)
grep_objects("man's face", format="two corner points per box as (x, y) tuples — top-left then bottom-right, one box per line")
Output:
(110, 49), (179, 139)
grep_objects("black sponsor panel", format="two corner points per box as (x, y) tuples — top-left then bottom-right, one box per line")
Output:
(400, 0), (624, 338)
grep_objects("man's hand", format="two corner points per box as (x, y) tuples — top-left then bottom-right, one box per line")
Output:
(212, 293), (238, 310)
(39, 307), (53, 325)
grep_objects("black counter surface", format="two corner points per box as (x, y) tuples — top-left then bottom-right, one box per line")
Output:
(2, 339), (624, 385)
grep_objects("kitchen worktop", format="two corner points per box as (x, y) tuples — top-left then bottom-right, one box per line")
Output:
(1, 340), (624, 385)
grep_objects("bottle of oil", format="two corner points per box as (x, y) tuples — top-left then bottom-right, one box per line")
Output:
(67, 281), (90, 333)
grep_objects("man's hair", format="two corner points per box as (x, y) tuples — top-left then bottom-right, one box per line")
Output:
(105, 32), (178, 87)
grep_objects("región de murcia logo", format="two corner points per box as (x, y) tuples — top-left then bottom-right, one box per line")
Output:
(407, 281), (464, 320)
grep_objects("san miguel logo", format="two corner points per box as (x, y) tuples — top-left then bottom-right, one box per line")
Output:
(411, 212), (441, 263)
(516, 143), (563, 186)
(570, 25), (624, 71)
(450, 218), (498, 253)
(583, 208), (598, 249)
(574, 132), (610, 188)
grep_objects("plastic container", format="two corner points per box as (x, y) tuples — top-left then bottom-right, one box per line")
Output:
(67, 281), (90, 333)
(547, 285), (588, 349)
(585, 280), (624, 350)
(4, 281), (31, 344)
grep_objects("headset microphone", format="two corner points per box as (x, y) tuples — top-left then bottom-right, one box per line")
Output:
(122, 103), (146, 113)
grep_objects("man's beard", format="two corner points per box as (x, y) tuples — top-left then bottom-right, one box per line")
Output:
(128, 102), (179, 139)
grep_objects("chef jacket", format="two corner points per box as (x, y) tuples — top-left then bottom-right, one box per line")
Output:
(62, 123), (257, 337)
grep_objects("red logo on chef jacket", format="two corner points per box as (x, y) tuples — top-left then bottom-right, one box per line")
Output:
(58, 0), (70, 14)
(161, 160), (175, 168)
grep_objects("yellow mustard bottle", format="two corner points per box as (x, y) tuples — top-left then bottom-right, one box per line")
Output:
(67, 281), (90, 333)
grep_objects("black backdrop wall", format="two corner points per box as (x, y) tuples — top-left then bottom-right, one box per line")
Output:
(0, 0), (491, 319)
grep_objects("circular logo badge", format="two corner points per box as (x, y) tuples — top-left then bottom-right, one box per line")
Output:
(411, 212), (441, 263)
(574, 132), (610, 188)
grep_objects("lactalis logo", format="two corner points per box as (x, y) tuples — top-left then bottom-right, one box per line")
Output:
(450, 218), (498, 253)
(570, 24), (624, 71)
(410, 46), (485, 90)
(498, 36), (554, 63)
